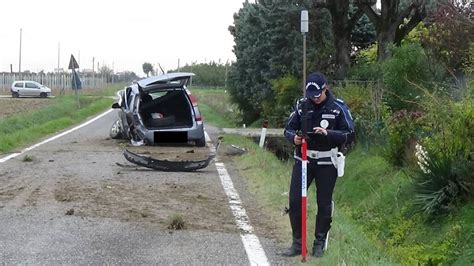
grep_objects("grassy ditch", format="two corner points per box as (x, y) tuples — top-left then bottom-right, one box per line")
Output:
(0, 84), (122, 153)
(336, 147), (474, 265)
(218, 133), (474, 264)
(200, 99), (473, 264)
(221, 134), (395, 265)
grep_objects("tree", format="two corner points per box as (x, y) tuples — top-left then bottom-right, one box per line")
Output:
(316, 0), (366, 78)
(357, 0), (428, 61)
(115, 71), (138, 83)
(352, 11), (377, 51)
(98, 65), (113, 76)
(174, 61), (227, 87)
(228, 0), (335, 123)
(421, 0), (473, 81)
(142, 62), (153, 77)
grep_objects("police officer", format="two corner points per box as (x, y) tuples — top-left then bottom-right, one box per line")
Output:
(282, 72), (354, 257)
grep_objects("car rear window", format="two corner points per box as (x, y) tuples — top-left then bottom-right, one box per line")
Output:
(14, 82), (24, 88)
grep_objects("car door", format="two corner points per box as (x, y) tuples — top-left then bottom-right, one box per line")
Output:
(25, 82), (40, 96)
(118, 87), (134, 139)
(13, 82), (24, 95)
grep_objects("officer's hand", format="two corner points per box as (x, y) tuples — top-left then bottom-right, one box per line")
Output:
(313, 127), (328, 136)
(294, 135), (302, 145)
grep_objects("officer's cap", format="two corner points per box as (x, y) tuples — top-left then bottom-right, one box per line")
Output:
(306, 72), (327, 98)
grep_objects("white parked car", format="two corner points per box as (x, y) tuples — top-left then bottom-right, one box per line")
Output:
(11, 81), (52, 98)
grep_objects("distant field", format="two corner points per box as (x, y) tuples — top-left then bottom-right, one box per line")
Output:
(0, 98), (53, 119)
(0, 84), (122, 153)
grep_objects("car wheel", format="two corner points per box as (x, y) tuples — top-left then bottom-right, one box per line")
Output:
(40, 92), (47, 98)
(110, 119), (123, 139)
(12, 92), (19, 98)
(195, 136), (206, 147)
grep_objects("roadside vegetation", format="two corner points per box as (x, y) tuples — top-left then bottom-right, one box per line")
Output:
(213, 1), (472, 264)
(201, 97), (473, 264)
(220, 134), (397, 265)
(0, 84), (122, 153)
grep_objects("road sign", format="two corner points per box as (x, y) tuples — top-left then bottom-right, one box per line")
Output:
(68, 54), (79, 70)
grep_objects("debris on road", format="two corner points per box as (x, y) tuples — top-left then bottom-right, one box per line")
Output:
(225, 144), (247, 156)
(123, 149), (215, 172)
(119, 140), (221, 172)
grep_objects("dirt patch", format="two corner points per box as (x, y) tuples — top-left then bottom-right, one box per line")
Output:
(0, 98), (53, 119)
(53, 176), (238, 233)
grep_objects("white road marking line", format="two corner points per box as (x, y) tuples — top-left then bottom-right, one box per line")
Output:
(206, 131), (269, 266)
(0, 109), (114, 163)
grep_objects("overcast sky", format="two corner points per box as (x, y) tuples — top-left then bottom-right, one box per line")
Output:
(0, 0), (247, 77)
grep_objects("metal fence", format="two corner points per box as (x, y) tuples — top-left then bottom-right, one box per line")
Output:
(0, 73), (107, 92)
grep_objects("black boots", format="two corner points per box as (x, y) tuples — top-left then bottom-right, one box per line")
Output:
(282, 238), (302, 257)
(312, 215), (332, 257)
(312, 233), (327, 257)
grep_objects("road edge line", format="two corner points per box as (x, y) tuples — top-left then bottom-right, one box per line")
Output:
(205, 131), (270, 265)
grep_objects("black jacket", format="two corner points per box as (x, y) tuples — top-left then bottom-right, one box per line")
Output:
(284, 91), (355, 157)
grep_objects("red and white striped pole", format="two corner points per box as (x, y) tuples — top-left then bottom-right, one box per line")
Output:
(301, 137), (308, 261)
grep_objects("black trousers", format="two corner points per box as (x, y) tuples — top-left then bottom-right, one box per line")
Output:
(288, 159), (337, 241)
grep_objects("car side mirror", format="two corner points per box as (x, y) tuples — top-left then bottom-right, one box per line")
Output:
(111, 102), (120, 109)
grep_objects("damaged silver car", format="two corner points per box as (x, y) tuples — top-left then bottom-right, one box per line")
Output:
(110, 72), (206, 147)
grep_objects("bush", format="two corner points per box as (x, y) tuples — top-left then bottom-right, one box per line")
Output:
(262, 74), (301, 127)
(385, 109), (427, 167)
(333, 82), (390, 148)
(349, 44), (381, 81)
(413, 145), (472, 216)
(382, 43), (434, 111)
(413, 92), (474, 217)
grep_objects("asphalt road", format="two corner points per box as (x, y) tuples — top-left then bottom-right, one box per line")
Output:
(0, 110), (292, 264)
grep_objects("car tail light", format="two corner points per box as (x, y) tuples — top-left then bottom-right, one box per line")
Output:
(186, 89), (199, 107)
(194, 106), (203, 124)
(187, 89), (202, 124)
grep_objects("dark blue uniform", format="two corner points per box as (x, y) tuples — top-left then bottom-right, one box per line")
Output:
(283, 90), (354, 255)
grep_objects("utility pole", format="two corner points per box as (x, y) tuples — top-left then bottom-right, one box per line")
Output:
(19, 29), (22, 76)
(57, 42), (60, 73)
(97, 62), (100, 84)
(92, 57), (95, 88)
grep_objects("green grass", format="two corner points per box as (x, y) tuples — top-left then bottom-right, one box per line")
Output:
(0, 84), (122, 153)
(336, 147), (474, 265)
(198, 103), (236, 128)
(201, 98), (474, 264)
(220, 134), (396, 265)
(191, 87), (241, 128)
